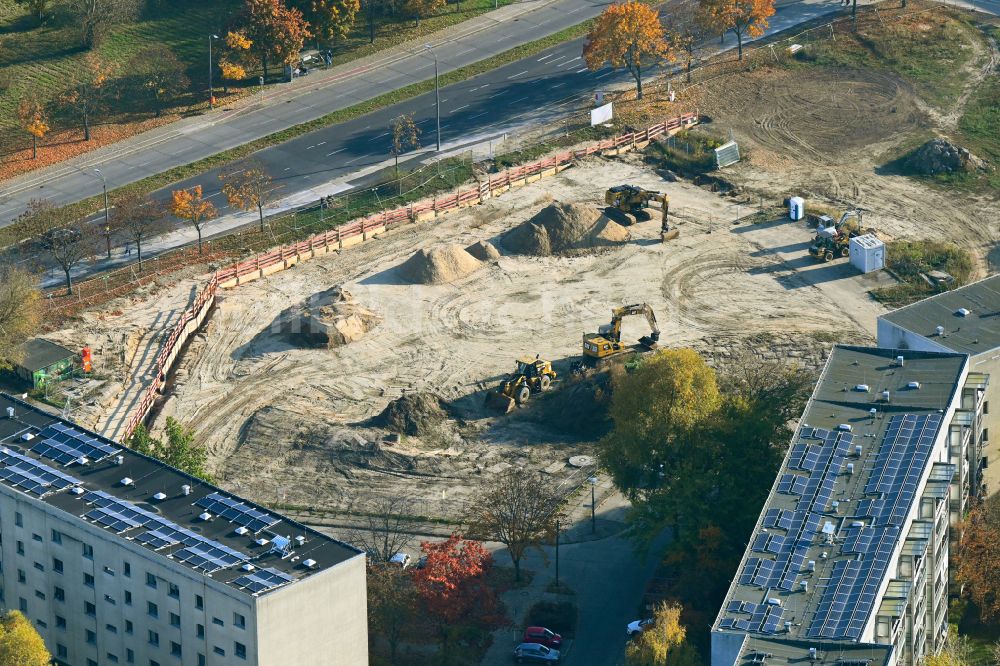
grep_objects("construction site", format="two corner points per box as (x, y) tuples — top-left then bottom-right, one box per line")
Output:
(30, 0), (1000, 530)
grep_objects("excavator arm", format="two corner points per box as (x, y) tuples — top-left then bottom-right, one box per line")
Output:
(608, 303), (660, 346)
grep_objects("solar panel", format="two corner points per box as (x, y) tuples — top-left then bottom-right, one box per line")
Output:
(32, 423), (119, 464)
(727, 600), (743, 613)
(761, 607), (784, 634)
(194, 492), (279, 533)
(0, 447), (83, 497)
(173, 540), (247, 573)
(231, 567), (293, 594)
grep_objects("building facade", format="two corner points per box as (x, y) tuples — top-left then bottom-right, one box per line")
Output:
(711, 346), (988, 666)
(0, 394), (367, 666)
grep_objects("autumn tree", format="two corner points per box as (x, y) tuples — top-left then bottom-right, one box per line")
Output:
(403, 0), (443, 26)
(219, 31), (254, 94)
(925, 630), (974, 666)
(0, 611), (50, 666)
(699, 0), (775, 61)
(57, 53), (112, 141)
(957, 493), (1000, 621)
(583, 1), (673, 100)
(626, 601), (700, 666)
(127, 45), (189, 117)
(66, 0), (141, 49)
(115, 192), (164, 271)
(0, 266), (41, 372)
(665, 1), (708, 83)
(241, 0), (311, 81)
(367, 564), (418, 661)
(221, 162), (277, 232)
(389, 113), (420, 194)
(128, 419), (213, 481)
(296, 0), (360, 45)
(170, 186), (217, 254)
(16, 93), (48, 160)
(466, 468), (560, 581)
(347, 495), (413, 563)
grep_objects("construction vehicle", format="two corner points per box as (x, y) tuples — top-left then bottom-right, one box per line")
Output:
(808, 210), (863, 262)
(604, 185), (678, 242)
(485, 355), (557, 413)
(582, 303), (660, 364)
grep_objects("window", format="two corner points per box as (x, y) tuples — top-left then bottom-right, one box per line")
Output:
(106, 623), (118, 634)
(234, 612), (246, 629)
(105, 594), (116, 605)
(197, 655), (205, 666)
(18, 598), (25, 612)
(212, 617), (224, 627)
(88, 660), (98, 666)
(15, 512), (22, 527)
(123, 561), (131, 577)
(127, 649), (135, 664)
(984, 428), (989, 442)
(85, 601), (96, 616)
(32, 561), (42, 572)
(51, 529), (62, 544)
(84, 572), (95, 587)
(16, 541), (23, 555)
(86, 629), (96, 645)
(148, 629), (159, 646)
(31, 533), (41, 543)
(104, 566), (115, 576)
(146, 573), (157, 588)
(170, 612), (180, 628)
(195, 594), (203, 610)
(151, 661), (160, 666)
(54, 586), (64, 602)
(170, 642), (181, 657)
(125, 590), (133, 605)
(53, 558), (63, 573)
(56, 615), (66, 629)
(213, 647), (225, 657)
(33, 590), (44, 600)
(107, 654), (119, 663)
(196, 624), (205, 639)
(36, 619), (46, 628)
(82, 543), (93, 560)
(57, 644), (67, 659)
(126, 620), (134, 635)
(17, 569), (25, 583)
(235, 642), (247, 659)
(168, 583), (179, 599)
(148, 601), (158, 618)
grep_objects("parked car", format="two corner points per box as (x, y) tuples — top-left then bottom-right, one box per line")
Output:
(627, 618), (653, 638)
(513, 642), (560, 663)
(522, 626), (562, 649)
(389, 553), (412, 569)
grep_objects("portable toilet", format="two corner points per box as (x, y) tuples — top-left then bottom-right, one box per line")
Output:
(789, 197), (805, 221)
(850, 234), (885, 274)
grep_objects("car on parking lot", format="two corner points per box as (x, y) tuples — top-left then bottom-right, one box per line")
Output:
(513, 642), (560, 663)
(627, 618), (653, 638)
(522, 626), (562, 649)
(388, 553), (412, 569)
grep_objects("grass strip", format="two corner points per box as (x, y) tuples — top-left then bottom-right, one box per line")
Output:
(0, 18), (594, 249)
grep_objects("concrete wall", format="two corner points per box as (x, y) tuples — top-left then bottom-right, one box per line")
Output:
(255, 554), (368, 665)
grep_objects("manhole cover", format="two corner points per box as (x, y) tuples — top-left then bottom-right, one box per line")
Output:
(568, 455), (595, 468)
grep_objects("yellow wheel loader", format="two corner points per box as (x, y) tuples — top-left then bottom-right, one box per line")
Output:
(485, 356), (557, 413)
(604, 185), (678, 243)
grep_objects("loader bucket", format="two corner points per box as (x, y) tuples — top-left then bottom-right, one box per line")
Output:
(485, 390), (516, 414)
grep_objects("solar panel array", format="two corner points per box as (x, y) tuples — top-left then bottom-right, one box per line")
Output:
(232, 567), (294, 594)
(0, 446), (82, 497)
(194, 492), (279, 533)
(30, 423), (119, 465)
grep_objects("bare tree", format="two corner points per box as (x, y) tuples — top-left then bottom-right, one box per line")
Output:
(466, 468), (561, 581)
(115, 192), (166, 271)
(390, 113), (420, 195)
(0, 265), (42, 370)
(65, 0), (141, 49)
(665, 1), (708, 83)
(346, 495), (413, 563)
(30, 201), (95, 296)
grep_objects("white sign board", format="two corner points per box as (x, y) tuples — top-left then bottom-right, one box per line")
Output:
(714, 140), (740, 168)
(590, 102), (613, 126)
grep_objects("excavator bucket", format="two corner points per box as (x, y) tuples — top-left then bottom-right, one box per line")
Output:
(660, 229), (680, 243)
(485, 390), (516, 414)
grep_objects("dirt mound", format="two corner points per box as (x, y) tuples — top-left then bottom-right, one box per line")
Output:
(398, 244), (483, 284)
(904, 138), (985, 175)
(374, 392), (449, 436)
(525, 371), (613, 439)
(503, 202), (630, 256)
(281, 287), (380, 348)
(465, 240), (501, 261)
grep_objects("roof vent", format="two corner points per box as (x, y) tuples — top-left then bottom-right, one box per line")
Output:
(767, 598), (782, 606)
(821, 521), (835, 535)
(838, 423), (853, 432)
(120, 477), (133, 487)
(809, 648), (818, 660)
(936, 325), (945, 336)
(896, 355), (905, 366)
(807, 560), (816, 572)
(881, 390), (891, 402)
(5, 407), (13, 419)
(303, 559), (317, 569)
(70, 486), (85, 495)
(801, 580), (808, 593)
(820, 551), (828, 559)
(76, 456), (89, 465)
(241, 563), (255, 572)
(20, 433), (33, 441)
(235, 526), (249, 536)
(957, 308), (971, 317)
(869, 408), (877, 418)
(255, 537), (270, 546)
(295, 535), (306, 547)
(785, 621), (793, 631)
(181, 484), (191, 496)
(198, 512), (212, 521)
(831, 500), (840, 512)
(847, 463), (855, 475)
(907, 381), (921, 390)
(851, 520), (865, 528)
(854, 444), (863, 456)
(854, 384), (870, 393)
(115, 455), (124, 465)
(152, 492), (166, 501)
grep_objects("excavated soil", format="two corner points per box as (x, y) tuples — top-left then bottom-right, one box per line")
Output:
(465, 240), (501, 261)
(372, 392), (450, 436)
(279, 286), (381, 348)
(397, 244), (483, 284)
(503, 202), (631, 256)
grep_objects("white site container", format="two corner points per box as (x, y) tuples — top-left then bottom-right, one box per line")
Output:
(850, 234), (885, 273)
(789, 197), (805, 221)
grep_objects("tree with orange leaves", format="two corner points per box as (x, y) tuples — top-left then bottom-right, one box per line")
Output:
(240, 0), (311, 81)
(17, 93), (49, 160)
(171, 186), (218, 254)
(583, 1), (673, 100)
(957, 493), (1000, 621)
(699, 0), (775, 61)
(219, 31), (253, 94)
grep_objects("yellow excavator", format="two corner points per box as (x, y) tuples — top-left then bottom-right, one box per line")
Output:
(485, 355), (557, 413)
(604, 185), (678, 242)
(582, 303), (660, 364)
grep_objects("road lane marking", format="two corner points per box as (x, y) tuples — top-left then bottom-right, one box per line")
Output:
(470, 111), (489, 119)
(327, 148), (347, 156)
(551, 82), (566, 89)
(346, 156), (364, 165)
(317, 141), (326, 146)
(559, 56), (582, 67)
(596, 71), (613, 79)
(537, 54), (555, 62)
(450, 104), (469, 113)
(576, 67), (589, 73)
(283, 167), (291, 171)
(507, 70), (528, 79)
(511, 97), (528, 104)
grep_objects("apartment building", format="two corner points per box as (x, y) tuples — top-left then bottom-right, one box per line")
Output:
(711, 346), (988, 666)
(877, 274), (999, 498)
(0, 393), (367, 666)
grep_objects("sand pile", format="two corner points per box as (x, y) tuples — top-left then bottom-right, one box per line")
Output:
(398, 244), (483, 284)
(373, 392), (449, 436)
(904, 138), (986, 175)
(281, 286), (381, 348)
(503, 202), (631, 256)
(465, 240), (501, 261)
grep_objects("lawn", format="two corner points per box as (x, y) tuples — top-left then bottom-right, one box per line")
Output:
(872, 239), (975, 307)
(958, 27), (1000, 166)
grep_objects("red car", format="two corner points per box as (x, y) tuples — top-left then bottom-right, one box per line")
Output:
(523, 626), (562, 649)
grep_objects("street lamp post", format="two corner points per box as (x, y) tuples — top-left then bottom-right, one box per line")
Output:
(554, 519), (560, 587)
(94, 168), (111, 259)
(424, 44), (441, 151)
(588, 476), (598, 534)
(208, 34), (219, 109)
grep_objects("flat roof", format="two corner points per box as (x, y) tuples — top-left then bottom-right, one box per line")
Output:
(714, 346), (966, 644)
(737, 637), (893, 666)
(0, 393), (360, 597)
(880, 274), (1000, 356)
(17, 339), (76, 372)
